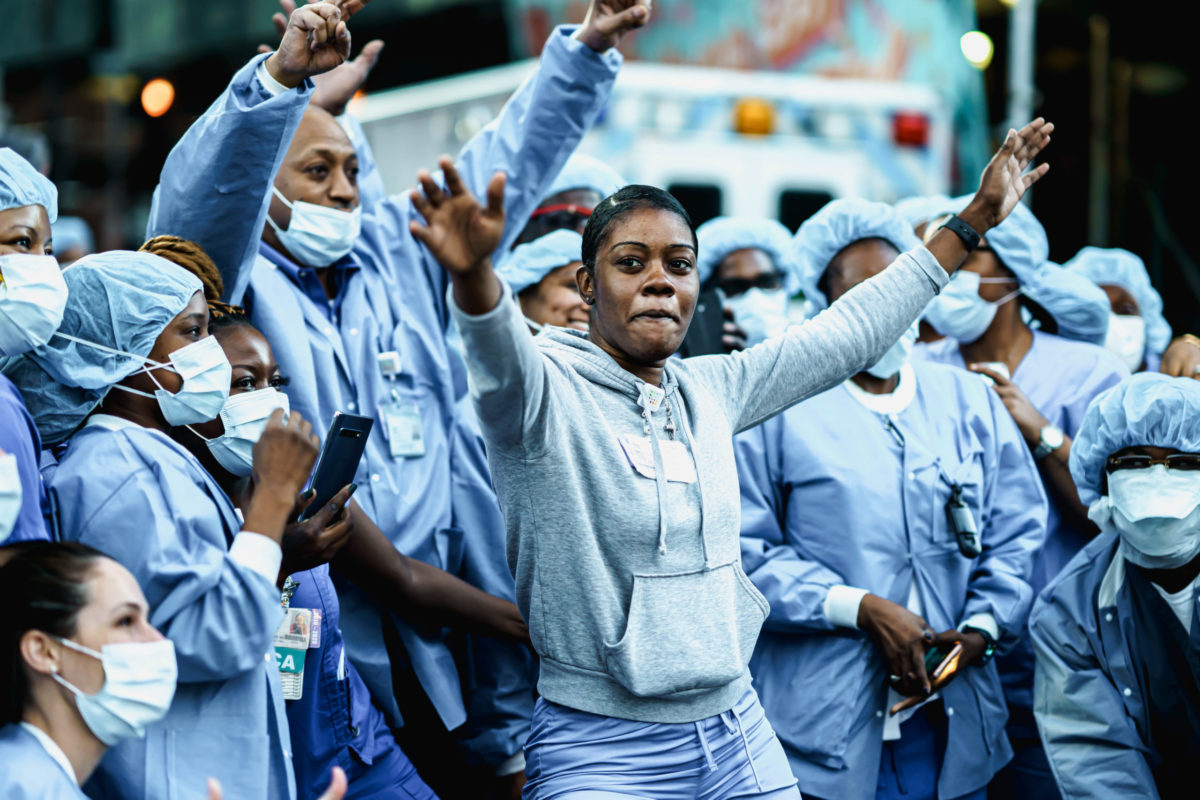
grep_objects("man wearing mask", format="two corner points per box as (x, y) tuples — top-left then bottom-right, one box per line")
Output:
(1031, 373), (1200, 799)
(146, 0), (650, 789)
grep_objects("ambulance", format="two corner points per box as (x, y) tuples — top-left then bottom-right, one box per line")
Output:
(355, 59), (953, 229)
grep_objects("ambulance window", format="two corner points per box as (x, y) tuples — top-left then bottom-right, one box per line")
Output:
(666, 183), (722, 227)
(779, 190), (834, 232)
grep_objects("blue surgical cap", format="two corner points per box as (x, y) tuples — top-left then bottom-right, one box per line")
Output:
(0, 251), (201, 445)
(926, 194), (1048, 285)
(1066, 247), (1172, 354)
(696, 217), (799, 293)
(1023, 262), (1112, 345)
(1070, 373), (1200, 505)
(792, 198), (921, 311)
(0, 147), (58, 223)
(894, 194), (952, 228)
(51, 216), (94, 256)
(545, 153), (625, 201)
(496, 229), (584, 295)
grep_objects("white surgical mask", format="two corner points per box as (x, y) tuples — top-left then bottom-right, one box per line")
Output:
(1105, 313), (1146, 372)
(0, 453), (22, 543)
(267, 186), (361, 267)
(52, 637), (177, 746)
(726, 287), (790, 346)
(58, 332), (234, 428)
(1090, 465), (1200, 569)
(190, 388), (290, 477)
(867, 321), (920, 379)
(0, 254), (67, 357)
(924, 271), (1020, 344)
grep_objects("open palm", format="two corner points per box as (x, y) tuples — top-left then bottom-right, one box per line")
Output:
(409, 158), (507, 275)
(974, 117), (1054, 229)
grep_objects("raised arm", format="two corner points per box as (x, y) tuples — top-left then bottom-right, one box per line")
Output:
(411, 162), (556, 452)
(145, 3), (352, 304)
(692, 119), (1055, 432)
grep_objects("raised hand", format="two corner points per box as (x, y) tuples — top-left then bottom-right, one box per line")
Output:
(261, 0), (384, 114)
(577, 0), (652, 53)
(963, 118), (1053, 232)
(409, 158), (507, 276)
(264, 1), (352, 89)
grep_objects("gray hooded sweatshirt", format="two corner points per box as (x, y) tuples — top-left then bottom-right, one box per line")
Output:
(451, 246), (948, 723)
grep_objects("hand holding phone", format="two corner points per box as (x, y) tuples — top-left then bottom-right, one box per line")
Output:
(889, 641), (964, 716)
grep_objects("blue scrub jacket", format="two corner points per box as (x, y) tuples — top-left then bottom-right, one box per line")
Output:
(916, 330), (1128, 710)
(0, 724), (87, 799)
(737, 361), (1047, 800)
(0, 374), (49, 541)
(49, 422), (293, 800)
(145, 28), (619, 751)
(1031, 533), (1190, 799)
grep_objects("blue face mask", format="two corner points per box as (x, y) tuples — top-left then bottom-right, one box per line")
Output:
(725, 287), (790, 346)
(923, 271), (1019, 343)
(866, 321), (920, 379)
(267, 186), (361, 267)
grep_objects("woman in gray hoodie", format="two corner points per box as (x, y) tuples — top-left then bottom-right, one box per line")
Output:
(409, 118), (1053, 799)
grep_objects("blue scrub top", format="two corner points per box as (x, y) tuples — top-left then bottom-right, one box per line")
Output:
(145, 28), (622, 739)
(0, 724), (86, 799)
(284, 564), (402, 800)
(0, 374), (48, 542)
(737, 360), (1046, 800)
(49, 419), (294, 800)
(916, 329), (1128, 710)
(1031, 533), (1199, 798)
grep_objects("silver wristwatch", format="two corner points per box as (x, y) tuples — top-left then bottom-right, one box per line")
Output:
(1033, 425), (1065, 459)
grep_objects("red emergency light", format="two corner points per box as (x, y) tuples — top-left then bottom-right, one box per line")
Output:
(892, 112), (930, 147)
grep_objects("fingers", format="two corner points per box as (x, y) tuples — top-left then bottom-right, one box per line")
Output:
(910, 639), (931, 695)
(355, 39), (385, 72)
(318, 767), (348, 800)
(416, 170), (446, 207)
(265, 407), (288, 429)
(207, 778), (223, 800)
(607, 2), (650, 32)
(257, 44), (274, 55)
(1022, 162), (1050, 189)
(272, 11), (289, 37)
(441, 157), (466, 197)
(967, 364), (1010, 386)
(335, 20), (351, 58)
(485, 172), (507, 218)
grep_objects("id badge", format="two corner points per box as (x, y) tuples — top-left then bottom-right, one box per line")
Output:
(379, 401), (425, 459)
(274, 608), (313, 701)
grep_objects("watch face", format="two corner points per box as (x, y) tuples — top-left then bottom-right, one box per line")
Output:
(1043, 426), (1065, 448)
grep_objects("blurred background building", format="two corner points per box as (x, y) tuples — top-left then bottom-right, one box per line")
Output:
(1, 0), (1192, 333)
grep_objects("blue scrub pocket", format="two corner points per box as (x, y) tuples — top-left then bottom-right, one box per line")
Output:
(602, 561), (769, 697)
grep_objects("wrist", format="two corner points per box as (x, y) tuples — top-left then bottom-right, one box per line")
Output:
(263, 54), (305, 89)
(958, 200), (996, 236)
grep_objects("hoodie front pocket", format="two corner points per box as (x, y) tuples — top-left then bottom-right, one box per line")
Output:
(602, 561), (769, 698)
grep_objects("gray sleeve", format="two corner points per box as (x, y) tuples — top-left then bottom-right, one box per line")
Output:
(687, 246), (948, 433)
(450, 285), (552, 456)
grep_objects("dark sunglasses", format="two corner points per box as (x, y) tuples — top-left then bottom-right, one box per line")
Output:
(718, 273), (784, 297)
(527, 203), (593, 233)
(1105, 454), (1200, 473)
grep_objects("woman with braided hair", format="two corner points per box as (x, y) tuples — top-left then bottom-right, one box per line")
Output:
(144, 235), (531, 799)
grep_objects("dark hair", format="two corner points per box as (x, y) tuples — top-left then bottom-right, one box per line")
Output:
(581, 185), (697, 274)
(0, 541), (106, 724)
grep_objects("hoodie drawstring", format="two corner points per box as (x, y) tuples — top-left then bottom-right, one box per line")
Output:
(674, 400), (711, 566)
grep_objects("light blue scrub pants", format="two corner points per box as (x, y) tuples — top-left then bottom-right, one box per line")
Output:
(522, 688), (800, 799)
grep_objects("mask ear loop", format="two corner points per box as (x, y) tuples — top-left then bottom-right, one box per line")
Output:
(53, 331), (178, 400)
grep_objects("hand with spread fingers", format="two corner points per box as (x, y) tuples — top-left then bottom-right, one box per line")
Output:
(577, 0), (652, 53)
(958, 118), (1054, 236)
(410, 158), (507, 278)
(260, 0), (384, 114)
(264, 0), (353, 89)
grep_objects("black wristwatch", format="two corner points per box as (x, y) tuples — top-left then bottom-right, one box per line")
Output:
(962, 626), (996, 665)
(938, 214), (982, 252)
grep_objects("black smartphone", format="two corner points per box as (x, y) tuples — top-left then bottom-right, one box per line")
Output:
(680, 288), (727, 357)
(299, 412), (374, 522)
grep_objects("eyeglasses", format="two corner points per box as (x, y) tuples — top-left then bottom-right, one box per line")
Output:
(1105, 454), (1200, 473)
(718, 273), (784, 297)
